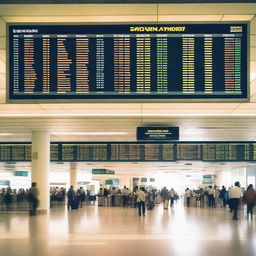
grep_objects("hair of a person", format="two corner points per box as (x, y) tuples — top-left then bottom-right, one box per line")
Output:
(234, 181), (240, 186)
(32, 182), (36, 187)
(247, 184), (253, 190)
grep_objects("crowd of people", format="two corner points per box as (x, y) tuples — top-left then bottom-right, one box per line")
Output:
(0, 187), (29, 208)
(97, 186), (160, 211)
(95, 186), (179, 216)
(1, 181), (256, 220)
(183, 182), (256, 220)
(184, 185), (229, 208)
(0, 186), (95, 210)
(66, 186), (96, 210)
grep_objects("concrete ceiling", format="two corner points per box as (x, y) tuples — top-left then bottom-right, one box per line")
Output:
(0, 160), (254, 175)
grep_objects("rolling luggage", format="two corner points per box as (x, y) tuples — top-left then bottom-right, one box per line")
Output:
(147, 201), (154, 210)
(104, 197), (110, 207)
(71, 198), (79, 209)
(98, 196), (103, 206)
(115, 196), (121, 207)
(70, 199), (75, 209)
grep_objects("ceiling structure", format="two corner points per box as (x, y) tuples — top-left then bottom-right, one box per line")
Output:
(0, 160), (254, 175)
(0, 1), (255, 4)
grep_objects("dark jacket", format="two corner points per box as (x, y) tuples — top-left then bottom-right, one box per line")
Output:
(243, 189), (256, 204)
(67, 189), (75, 199)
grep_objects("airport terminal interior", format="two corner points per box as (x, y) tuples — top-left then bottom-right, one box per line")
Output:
(1, 0), (256, 255)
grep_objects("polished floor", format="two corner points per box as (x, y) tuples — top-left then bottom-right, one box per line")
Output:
(0, 202), (256, 256)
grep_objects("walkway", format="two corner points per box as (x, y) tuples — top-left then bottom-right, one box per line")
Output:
(0, 203), (255, 256)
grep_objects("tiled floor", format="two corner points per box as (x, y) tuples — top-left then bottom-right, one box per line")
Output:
(0, 203), (256, 256)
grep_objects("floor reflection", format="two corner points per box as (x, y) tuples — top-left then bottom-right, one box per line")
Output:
(0, 203), (256, 256)
(29, 214), (49, 256)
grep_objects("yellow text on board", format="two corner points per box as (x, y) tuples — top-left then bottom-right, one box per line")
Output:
(130, 26), (186, 32)
(147, 130), (169, 133)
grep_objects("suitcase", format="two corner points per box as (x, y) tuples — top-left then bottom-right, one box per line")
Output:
(104, 197), (110, 207)
(98, 196), (103, 206)
(71, 198), (79, 210)
(191, 197), (197, 207)
(114, 196), (121, 207)
(155, 196), (161, 204)
(147, 201), (154, 210)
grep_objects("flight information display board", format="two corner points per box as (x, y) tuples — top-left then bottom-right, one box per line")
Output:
(0, 142), (254, 161)
(8, 23), (248, 100)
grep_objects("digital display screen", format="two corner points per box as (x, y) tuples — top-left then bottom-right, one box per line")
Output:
(0, 142), (253, 162)
(137, 127), (179, 140)
(8, 23), (248, 101)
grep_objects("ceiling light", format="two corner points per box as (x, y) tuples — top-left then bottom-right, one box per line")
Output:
(51, 132), (129, 135)
(2, 113), (256, 117)
(0, 133), (30, 136)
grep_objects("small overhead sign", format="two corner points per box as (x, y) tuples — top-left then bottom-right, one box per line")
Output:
(15, 171), (28, 177)
(0, 181), (10, 186)
(92, 169), (115, 175)
(137, 127), (179, 140)
(105, 179), (119, 185)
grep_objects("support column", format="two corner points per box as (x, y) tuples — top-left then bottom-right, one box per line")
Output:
(70, 162), (77, 190)
(31, 132), (50, 214)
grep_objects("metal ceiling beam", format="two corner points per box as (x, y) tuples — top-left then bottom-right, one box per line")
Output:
(0, 0), (255, 4)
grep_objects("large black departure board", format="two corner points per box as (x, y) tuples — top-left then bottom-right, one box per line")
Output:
(8, 24), (248, 100)
(0, 142), (254, 162)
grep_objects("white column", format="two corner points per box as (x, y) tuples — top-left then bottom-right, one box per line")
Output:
(31, 132), (50, 214)
(70, 162), (77, 190)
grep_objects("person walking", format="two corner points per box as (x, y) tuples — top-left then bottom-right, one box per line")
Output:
(169, 188), (175, 207)
(122, 186), (130, 207)
(110, 187), (117, 207)
(219, 186), (227, 207)
(208, 186), (215, 208)
(229, 181), (241, 220)
(80, 187), (86, 208)
(28, 182), (39, 216)
(243, 184), (256, 220)
(137, 187), (146, 216)
(67, 185), (75, 210)
(161, 186), (169, 210)
(185, 188), (193, 207)
(4, 187), (12, 209)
